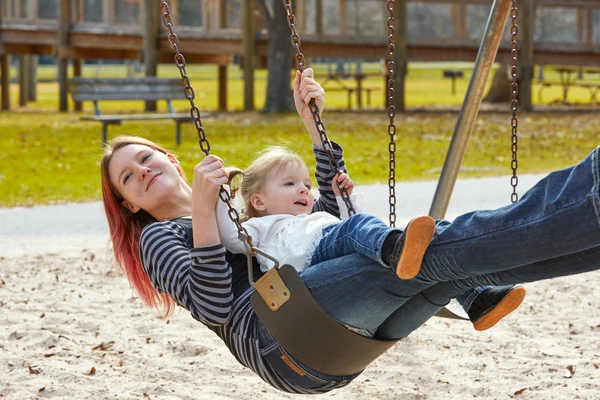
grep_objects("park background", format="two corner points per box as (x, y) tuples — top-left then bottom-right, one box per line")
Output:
(1, 1), (600, 399)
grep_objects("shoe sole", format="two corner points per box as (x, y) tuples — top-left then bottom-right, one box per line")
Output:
(395, 216), (436, 280)
(473, 286), (526, 331)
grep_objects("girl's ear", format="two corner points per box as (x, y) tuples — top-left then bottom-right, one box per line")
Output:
(122, 200), (141, 214)
(250, 193), (266, 212)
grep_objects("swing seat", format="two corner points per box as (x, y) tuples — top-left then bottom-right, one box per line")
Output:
(251, 265), (400, 376)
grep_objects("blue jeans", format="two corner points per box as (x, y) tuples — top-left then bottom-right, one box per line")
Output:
(297, 146), (600, 341)
(310, 213), (492, 315)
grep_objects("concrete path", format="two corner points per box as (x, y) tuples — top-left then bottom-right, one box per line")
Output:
(0, 174), (545, 257)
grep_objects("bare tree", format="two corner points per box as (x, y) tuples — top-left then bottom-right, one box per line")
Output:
(259, 0), (295, 113)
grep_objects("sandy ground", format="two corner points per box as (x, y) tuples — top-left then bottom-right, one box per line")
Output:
(1, 176), (599, 399)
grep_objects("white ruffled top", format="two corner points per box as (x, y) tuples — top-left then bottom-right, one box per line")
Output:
(217, 186), (363, 272)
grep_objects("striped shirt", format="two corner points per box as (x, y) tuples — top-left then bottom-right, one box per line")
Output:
(139, 143), (346, 394)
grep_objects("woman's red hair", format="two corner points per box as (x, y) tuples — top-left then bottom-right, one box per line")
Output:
(101, 136), (186, 318)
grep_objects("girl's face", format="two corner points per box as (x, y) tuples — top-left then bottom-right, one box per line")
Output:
(108, 144), (184, 214)
(252, 161), (315, 216)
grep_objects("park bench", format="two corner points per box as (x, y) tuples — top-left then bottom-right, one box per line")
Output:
(69, 77), (196, 145)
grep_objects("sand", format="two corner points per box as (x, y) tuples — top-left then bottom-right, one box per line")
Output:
(1, 177), (599, 399)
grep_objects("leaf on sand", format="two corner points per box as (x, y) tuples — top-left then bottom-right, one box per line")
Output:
(28, 365), (42, 375)
(92, 341), (115, 351)
(514, 388), (527, 396)
(565, 365), (575, 378)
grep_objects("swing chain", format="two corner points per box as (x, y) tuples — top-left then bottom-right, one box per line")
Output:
(387, 0), (397, 227)
(282, 0), (356, 217)
(510, 0), (519, 204)
(160, 0), (257, 261)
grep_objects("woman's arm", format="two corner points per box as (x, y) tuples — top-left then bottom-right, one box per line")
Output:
(140, 221), (232, 326)
(311, 142), (346, 217)
(293, 68), (325, 147)
(293, 68), (348, 217)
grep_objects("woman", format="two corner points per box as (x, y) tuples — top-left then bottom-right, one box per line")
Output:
(101, 69), (600, 394)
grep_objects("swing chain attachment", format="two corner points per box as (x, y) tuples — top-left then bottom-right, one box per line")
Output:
(160, 0), (210, 155)
(160, 0), (279, 285)
(282, 0), (356, 217)
(510, 0), (519, 204)
(386, 0), (397, 227)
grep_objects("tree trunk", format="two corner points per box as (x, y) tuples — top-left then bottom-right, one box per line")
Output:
(261, 0), (295, 113)
(483, 64), (511, 103)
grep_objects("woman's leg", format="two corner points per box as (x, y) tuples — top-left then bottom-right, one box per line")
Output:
(375, 245), (600, 339)
(414, 146), (600, 284)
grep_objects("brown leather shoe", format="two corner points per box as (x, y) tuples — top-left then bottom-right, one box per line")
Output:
(469, 286), (526, 331)
(395, 216), (436, 280)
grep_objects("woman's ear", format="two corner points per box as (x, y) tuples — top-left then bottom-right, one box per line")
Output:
(250, 193), (266, 212)
(122, 200), (141, 214)
(166, 153), (179, 166)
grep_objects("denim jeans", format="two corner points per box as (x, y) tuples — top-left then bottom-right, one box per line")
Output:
(310, 212), (494, 315)
(257, 319), (362, 391)
(297, 146), (600, 340)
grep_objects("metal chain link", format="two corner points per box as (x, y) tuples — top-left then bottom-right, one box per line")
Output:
(386, 0), (397, 227)
(160, 0), (257, 258)
(510, 0), (519, 203)
(282, 0), (356, 216)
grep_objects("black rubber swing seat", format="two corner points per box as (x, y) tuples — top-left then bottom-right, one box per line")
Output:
(251, 265), (400, 377)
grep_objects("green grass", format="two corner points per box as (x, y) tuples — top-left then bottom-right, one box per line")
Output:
(1, 109), (598, 207)
(7, 62), (600, 111)
(2, 62), (599, 207)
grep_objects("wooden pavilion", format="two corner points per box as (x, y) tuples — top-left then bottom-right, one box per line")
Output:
(2, 0), (600, 112)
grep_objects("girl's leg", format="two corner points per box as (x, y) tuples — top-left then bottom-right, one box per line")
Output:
(310, 213), (435, 279)
(414, 146), (600, 284)
(310, 214), (395, 268)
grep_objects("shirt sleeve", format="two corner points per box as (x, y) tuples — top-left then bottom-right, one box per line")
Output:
(140, 221), (233, 326)
(311, 141), (346, 218)
(216, 185), (251, 254)
(336, 193), (364, 220)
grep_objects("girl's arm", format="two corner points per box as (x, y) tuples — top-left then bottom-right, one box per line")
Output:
(216, 185), (260, 254)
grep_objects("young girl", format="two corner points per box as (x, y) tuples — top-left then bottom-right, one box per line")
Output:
(216, 146), (525, 331)
(217, 145), (433, 279)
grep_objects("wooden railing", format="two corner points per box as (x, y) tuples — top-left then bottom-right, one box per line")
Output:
(2, 0), (600, 44)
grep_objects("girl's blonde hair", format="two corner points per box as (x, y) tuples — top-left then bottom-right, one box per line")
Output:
(228, 146), (306, 220)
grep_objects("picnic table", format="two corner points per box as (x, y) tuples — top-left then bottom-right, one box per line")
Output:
(538, 66), (600, 105)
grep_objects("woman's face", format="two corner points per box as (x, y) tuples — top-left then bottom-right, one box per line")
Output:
(108, 144), (184, 214)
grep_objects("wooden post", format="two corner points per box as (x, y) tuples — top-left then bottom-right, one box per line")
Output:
(394, 0), (407, 112)
(219, 0), (227, 28)
(28, 55), (37, 102)
(0, 1), (9, 111)
(243, 0), (255, 111)
(143, 0), (159, 111)
(315, 0), (323, 36)
(57, 0), (71, 112)
(519, 0), (535, 112)
(1, 55), (9, 111)
(19, 55), (30, 107)
(339, 0), (347, 36)
(585, 8), (594, 49)
(218, 65), (227, 111)
(296, 0), (306, 32)
(73, 59), (83, 111)
(452, 4), (468, 39)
